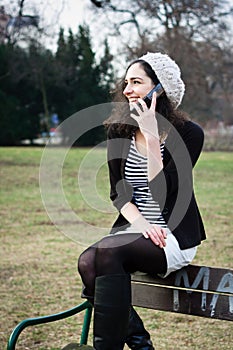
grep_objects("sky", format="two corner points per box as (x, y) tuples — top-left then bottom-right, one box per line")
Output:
(3, 0), (87, 25)
(43, 0), (89, 50)
(2, 0), (89, 45)
(50, 0), (87, 33)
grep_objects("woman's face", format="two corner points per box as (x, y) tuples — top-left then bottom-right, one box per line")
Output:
(123, 62), (154, 103)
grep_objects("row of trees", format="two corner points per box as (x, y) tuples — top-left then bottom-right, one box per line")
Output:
(1, 0), (233, 145)
(0, 23), (114, 145)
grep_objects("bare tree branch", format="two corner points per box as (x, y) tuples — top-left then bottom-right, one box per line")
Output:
(18, 0), (26, 16)
(90, 0), (104, 8)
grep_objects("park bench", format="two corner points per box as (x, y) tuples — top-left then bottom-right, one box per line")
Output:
(7, 264), (233, 350)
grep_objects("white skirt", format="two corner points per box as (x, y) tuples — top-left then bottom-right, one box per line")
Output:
(161, 228), (197, 277)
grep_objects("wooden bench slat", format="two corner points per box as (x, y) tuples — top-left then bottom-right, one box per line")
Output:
(132, 284), (233, 321)
(131, 265), (233, 321)
(131, 265), (233, 294)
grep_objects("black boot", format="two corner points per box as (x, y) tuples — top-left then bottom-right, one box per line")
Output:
(126, 306), (154, 349)
(93, 274), (131, 350)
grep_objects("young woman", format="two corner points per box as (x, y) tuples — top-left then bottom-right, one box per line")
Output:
(78, 52), (206, 350)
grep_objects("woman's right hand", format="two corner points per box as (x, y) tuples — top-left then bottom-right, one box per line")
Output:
(129, 93), (159, 140)
(121, 202), (167, 248)
(142, 224), (167, 248)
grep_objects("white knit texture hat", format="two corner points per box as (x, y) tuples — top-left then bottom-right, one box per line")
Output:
(139, 52), (185, 109)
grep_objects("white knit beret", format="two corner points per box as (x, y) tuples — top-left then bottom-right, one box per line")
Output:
(138, 52), (185, 109)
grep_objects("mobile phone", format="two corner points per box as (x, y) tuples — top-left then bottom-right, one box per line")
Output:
(130, 83), (164, 116)
(143, 83), (164, 108)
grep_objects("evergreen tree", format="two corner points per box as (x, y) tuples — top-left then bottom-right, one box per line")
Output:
(0, 43), (40, 145)
(73, 25), (108, 145)
(99, 39), (114, 92)
(0, 23), (115, 145)
(56, 28), (67, 64)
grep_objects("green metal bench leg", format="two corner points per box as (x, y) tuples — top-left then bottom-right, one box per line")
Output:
(80, 305), (93, 345)
(7, 300), (93, 350)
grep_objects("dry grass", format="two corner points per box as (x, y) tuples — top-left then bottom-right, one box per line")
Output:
(0, 147), (232, 350)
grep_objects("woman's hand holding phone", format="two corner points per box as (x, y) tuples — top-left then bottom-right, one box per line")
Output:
(130, 92), (159, 140)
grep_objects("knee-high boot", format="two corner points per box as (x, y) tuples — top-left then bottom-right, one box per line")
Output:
(93, 274), (131, 350)
(82, 287), (154, 349)
(126, 306), (154, 349)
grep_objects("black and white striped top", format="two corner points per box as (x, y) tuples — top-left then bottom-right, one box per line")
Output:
(125, 137), (167, 228)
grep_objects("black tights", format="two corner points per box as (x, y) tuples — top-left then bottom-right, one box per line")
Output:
(78, 233), (167, 298)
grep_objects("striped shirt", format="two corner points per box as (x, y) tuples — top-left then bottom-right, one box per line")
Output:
(124, 137), (167, 228)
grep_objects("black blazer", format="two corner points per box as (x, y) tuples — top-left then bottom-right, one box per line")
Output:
(107, 120), (206, 250)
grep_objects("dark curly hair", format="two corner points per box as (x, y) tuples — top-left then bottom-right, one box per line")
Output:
(104, 59), (188, 138)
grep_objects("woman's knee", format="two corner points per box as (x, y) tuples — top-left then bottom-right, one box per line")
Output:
(78, 247), (95, 276)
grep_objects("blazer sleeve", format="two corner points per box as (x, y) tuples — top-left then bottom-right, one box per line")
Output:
(148, 121), (204, 204)
(107, 127), (133, 211)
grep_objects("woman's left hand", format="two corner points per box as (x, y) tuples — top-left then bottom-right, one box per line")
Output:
(130, 92), (159, 140)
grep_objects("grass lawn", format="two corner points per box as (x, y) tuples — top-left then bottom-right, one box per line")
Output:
(0, 147), (233, 350)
